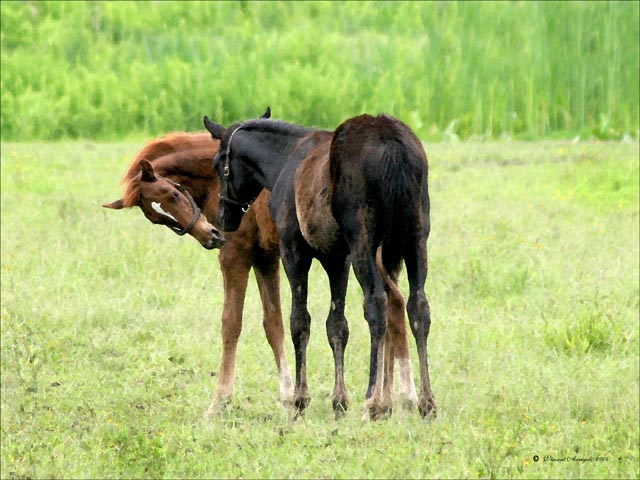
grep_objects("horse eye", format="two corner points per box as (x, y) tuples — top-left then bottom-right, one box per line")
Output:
(172, 191), (180, 200)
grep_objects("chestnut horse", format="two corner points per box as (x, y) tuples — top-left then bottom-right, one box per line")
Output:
(103, 115), (293, 416)
(204, 112), (435, 419)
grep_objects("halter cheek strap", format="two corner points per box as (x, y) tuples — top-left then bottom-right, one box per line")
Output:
(219, 125), (255, 213)
(172, 182), (202, 236)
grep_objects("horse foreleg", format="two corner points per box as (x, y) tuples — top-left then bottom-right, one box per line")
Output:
(253, 258), (293, 406)
(204, 251), (250, 417)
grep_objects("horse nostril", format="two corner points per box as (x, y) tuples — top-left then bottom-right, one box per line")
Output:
(211, 228), (225, 241)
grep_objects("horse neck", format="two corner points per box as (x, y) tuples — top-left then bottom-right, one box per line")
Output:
(238, 124), (318, 189)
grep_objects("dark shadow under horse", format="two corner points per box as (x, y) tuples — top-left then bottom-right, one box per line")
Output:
(204, 112), (436, 419)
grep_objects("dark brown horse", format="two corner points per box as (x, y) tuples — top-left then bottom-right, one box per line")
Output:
(103, 119), (293, 416)
(204, 112), (435, 419)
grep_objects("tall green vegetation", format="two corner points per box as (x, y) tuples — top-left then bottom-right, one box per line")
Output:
(1, 1), (638, 140)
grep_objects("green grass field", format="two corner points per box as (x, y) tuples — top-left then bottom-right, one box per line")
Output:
(1, 139), (638, 478)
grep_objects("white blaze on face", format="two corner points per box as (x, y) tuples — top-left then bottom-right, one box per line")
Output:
(151, 201), (177, 222)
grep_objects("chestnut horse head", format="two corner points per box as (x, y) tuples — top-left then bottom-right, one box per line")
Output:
(104, 158), (225, 249)
(104, 107), (271, 249)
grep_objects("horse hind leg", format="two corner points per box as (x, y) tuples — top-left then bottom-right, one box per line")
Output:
(376, 247), (418, 414)
(382, 328), (394, 415)
(253, 258), (294, 406)
(404, 239), (436, 418)
(346, 244), (388, 421)
(319, 254), (351, 418)
(378, 249), (396, 415)
(389, 300), (419, 412)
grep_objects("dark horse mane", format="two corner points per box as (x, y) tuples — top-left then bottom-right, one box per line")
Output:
(120, 132), (216, 207)
(234, 118), (319, 137)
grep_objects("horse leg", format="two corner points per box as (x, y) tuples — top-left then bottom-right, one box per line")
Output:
(318, 254), (351, 418)
(404, 238), (437, 418)
(349, 244), (388, 421)
(382, 277), (419, 413)
(375, 247), (418, 414)
(382, 266), (419, 411)
(280, 238), (313, 416)
(382, 327), (395, 414)
(378, 249), (398, 414)
(253, 258), (294, 406)
(204, 248), (250, 417)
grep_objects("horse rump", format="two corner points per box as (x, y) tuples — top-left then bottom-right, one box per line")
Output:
(330, 114), (429, 252)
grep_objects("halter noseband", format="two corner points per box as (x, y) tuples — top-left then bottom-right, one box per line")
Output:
(157, 178), (202, 236)
(218, 125), (254, 213)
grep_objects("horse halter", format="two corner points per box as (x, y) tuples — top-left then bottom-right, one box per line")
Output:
(218, 126), (254, 213)
(158, 178), (202, 236)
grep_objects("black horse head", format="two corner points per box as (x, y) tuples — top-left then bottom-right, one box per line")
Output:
(203, 107), (271, 231)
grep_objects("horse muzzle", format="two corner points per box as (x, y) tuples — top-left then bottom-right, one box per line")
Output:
(202, 228), (226, 249)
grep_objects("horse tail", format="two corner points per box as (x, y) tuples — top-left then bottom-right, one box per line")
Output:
(329, 113), (428, 260)
(376, 246), (403, 301)
(377, 130), (427, 242)
(376, 246), (405, 323)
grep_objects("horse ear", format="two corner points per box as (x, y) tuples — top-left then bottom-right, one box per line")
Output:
(203, 116), (226, 140)
(261, 106), (271, 119)
(103, 199), (125, 209)
(140, 159), (155, 182)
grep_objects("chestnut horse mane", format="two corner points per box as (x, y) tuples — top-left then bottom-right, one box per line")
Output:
(121, 132), (216, 207)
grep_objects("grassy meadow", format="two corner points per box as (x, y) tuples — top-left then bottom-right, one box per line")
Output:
(1, 138), (638, 478)
(2, 1), (639, 141)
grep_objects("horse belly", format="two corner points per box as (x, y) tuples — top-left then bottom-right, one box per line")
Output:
(294, 158), (341, 254)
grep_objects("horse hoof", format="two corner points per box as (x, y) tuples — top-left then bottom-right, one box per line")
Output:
(361, 398), (386, 421)
(400, 397), (417, 412)
(280, 390), (295, 407)
(203, 396), (232, 418)
(293, 395), (310, 418)
(279, 389), (296, 408)
(203, 404), (220, 418)
(418, 398), (437, 418)
(380, 396), (394, 416)
(368, 406), (385, 421)
(332, 398), (348, 419)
